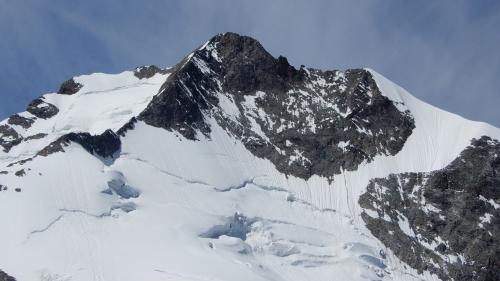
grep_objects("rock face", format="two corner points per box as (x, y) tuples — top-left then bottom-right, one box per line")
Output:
(0, 97), (59, 153)
(57, 78), (82, 95)
(0, 125), (22, 152)
(7, 114), (34, 129)
(0, 270), (15, 281)
(2, 32), (498, 281)
(38, 129), (121, 161)
(24, 133), (47, 141)
(133, 65), (170, 79)
(359, 136), (500, 281)
(139, 32), (415, 179)
(26, 97), (59, 119)
(63, 130), (121, 159)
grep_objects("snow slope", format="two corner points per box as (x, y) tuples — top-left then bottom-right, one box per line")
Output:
(0, 47), (499, 281)
(0, 70), (167, 162)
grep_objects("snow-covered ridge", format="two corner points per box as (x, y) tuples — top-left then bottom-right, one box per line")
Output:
(0, 33), (499, 281)
(0, 70), (169, 162)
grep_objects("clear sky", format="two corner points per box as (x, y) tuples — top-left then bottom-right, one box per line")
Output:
(1, 0), (499, 127)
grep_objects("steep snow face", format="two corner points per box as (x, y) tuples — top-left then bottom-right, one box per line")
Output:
(368, 68), (500, 171)
(0, 120), (426, 281)
(0, 33), (499, 281)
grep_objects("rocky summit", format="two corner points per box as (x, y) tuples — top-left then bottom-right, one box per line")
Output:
(0, 33), (498, 281)
(140, 33), (415, 179)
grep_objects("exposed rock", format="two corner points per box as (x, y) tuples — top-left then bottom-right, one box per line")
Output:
(27, 97), (59, 119)
(38, 129), (121, 161)
(37, 139), (65, 157)
(133, 65), (170, 79)
(7, 157), (33, 167)
(139, 32), (415, 179)
(138, 59), (213, 140)
(0, 125), (23, 152)
(359, 136), (500, 281)
(0, 270), (15, 281)
(57, 78), (82, 95)
(7, 114), (35, 129)
(116, 117), (137, 137)
(64, 130), (121, 159)
(24, 133), (48, 141)
(14, 169), (25, 177)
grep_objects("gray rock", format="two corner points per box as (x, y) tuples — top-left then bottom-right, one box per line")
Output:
(57, 78), (82, 95)
(359, 136), (500, 281)
(38, 129), (121, 161)
(24, 133), (47, 141)
(116, 117), (137, 137)
(139, 32), (415, 179)
(133, 65), (170, 79)
(27, 98), (59, 119)
(7, 114), (35, 129)
(14, 169), (25, 177)
(0, 270), (15, 281)
(0, 125), (23, 152)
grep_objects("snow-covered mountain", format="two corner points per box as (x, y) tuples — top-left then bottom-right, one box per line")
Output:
(0, 33), (498, 281)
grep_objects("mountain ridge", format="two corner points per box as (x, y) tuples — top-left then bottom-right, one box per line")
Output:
(0, 32), (498, 281)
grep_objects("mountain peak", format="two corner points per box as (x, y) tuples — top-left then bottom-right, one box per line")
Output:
(202, 32), (274, 64)
(192, 32), (302, 91)
(1, 33), (499, 281)
(138, 33), (415, 179)
(138, 32), (305, 140)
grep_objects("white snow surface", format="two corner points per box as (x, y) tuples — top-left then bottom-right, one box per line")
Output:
(0, 68), (499, 281)
(0, 70), (168, 162)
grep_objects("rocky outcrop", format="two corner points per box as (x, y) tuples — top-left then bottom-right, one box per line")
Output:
(0, 270), (15, 281)
(138, 61), (213, 139)
(38, 129), (121, 161)
(139, 32), (415, 179)
(57, 78), (82, 95)
(14, 169), (25, 177)
(0, 125), (22, 152)
(359, 136), (500, 281)
(26, 97), (59, 119)
(116, 117), (137, 137)
(24, 133), (47, 142)
(7, 114), (35, 129)
(133, 65), (170, 79)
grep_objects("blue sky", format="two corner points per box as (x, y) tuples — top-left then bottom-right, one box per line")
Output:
(1, 0), (499, 126)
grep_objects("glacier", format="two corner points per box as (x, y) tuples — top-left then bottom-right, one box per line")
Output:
(0, 33), (498, 281)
